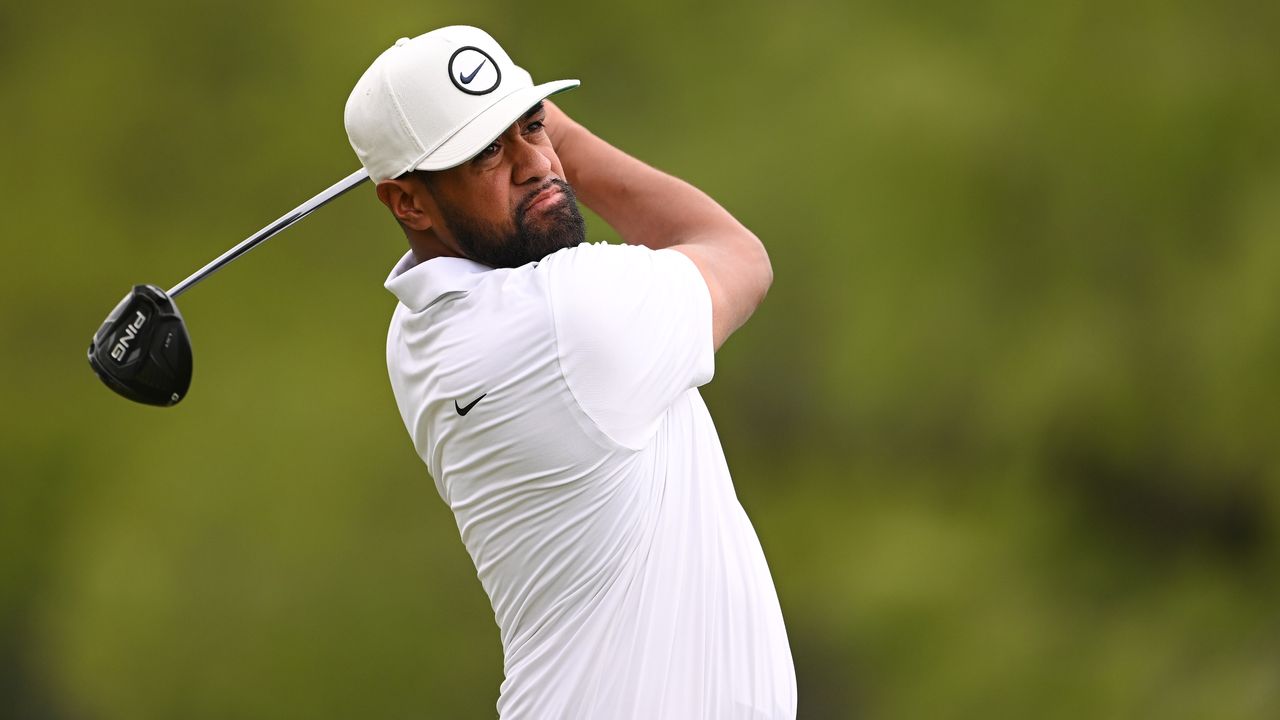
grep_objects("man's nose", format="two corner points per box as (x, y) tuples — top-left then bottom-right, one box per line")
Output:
(510, 136), (552, 185)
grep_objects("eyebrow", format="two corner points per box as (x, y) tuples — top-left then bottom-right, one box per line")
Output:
(519, 101), (546, 123)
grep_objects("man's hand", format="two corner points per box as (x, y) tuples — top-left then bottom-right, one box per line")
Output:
(542, 100), (577, 153)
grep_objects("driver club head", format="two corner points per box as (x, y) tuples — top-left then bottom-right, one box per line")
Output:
(87, 284), (193, 407)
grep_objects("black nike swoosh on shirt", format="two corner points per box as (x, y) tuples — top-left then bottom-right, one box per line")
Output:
(455, 393), (487, 416)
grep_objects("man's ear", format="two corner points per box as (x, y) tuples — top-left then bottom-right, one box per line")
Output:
(376, 178), (434, 231)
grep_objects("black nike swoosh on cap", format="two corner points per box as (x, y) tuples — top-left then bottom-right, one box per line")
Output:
(455, 393), (487, 416)
(460, 59), (487, 84)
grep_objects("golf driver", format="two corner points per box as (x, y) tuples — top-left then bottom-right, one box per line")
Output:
(87, 168), (370, 406)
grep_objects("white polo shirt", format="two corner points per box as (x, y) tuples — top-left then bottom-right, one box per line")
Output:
(384, 241), (796, 720)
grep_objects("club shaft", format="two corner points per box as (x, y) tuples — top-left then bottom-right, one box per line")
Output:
(168, 168), (371, 298)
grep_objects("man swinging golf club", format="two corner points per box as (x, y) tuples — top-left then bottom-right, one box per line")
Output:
(346, 26), (796, 719)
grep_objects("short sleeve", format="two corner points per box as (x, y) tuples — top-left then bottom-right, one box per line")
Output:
(543, 242), (715, 450)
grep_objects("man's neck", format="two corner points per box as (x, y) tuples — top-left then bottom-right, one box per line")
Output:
(408, 230), (464, 265)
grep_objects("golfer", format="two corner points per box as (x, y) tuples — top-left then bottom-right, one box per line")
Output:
(345, 26), (796, 719)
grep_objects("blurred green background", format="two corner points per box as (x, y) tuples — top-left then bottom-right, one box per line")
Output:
(3, 0), (1280, 717)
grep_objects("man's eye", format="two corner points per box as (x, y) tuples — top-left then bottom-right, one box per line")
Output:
(478, 142), (500, 159)
(526, 120), (545, 133)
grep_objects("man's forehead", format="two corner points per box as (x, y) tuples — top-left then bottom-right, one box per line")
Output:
(492, 101), (545, 139)
(416, 101), (548, 186)
(518, 101), (546, 122)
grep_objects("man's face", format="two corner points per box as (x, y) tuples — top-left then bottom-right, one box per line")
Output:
(416, 102), (585, 268)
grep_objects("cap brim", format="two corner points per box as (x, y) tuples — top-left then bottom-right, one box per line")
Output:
(412, 79), (580, 172)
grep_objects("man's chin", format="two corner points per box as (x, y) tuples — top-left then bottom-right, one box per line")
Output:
(449, 188), (587, 268)
(523, 204), (587, 257)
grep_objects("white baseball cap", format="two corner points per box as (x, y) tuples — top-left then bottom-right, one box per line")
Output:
(344, 26), (579, 183)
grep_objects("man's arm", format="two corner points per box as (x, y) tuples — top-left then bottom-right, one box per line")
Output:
(544, 101), (772, 351)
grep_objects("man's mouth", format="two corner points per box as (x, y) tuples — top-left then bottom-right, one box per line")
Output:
(526, 186), (563, 214)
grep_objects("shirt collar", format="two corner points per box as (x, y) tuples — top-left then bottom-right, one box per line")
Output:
(384, 251), (492, 311)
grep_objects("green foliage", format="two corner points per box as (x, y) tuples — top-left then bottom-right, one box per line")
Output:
(3, 0), (1279, 717)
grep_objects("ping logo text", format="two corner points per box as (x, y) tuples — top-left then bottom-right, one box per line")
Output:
(110, 310), (147, 362)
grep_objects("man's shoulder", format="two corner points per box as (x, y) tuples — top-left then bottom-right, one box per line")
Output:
(538, 241), (658, 276)
(389, 261), (553, 338)
(539, 241), (703, 305)
(385, 241), (697, 355)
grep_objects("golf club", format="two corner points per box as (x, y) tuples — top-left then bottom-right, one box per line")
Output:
(87, 168), (370, 406)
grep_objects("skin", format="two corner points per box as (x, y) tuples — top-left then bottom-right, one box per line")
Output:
(377, 99), (772, 351)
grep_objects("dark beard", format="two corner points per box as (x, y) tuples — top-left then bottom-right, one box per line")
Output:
(444, 179), (587, 269)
